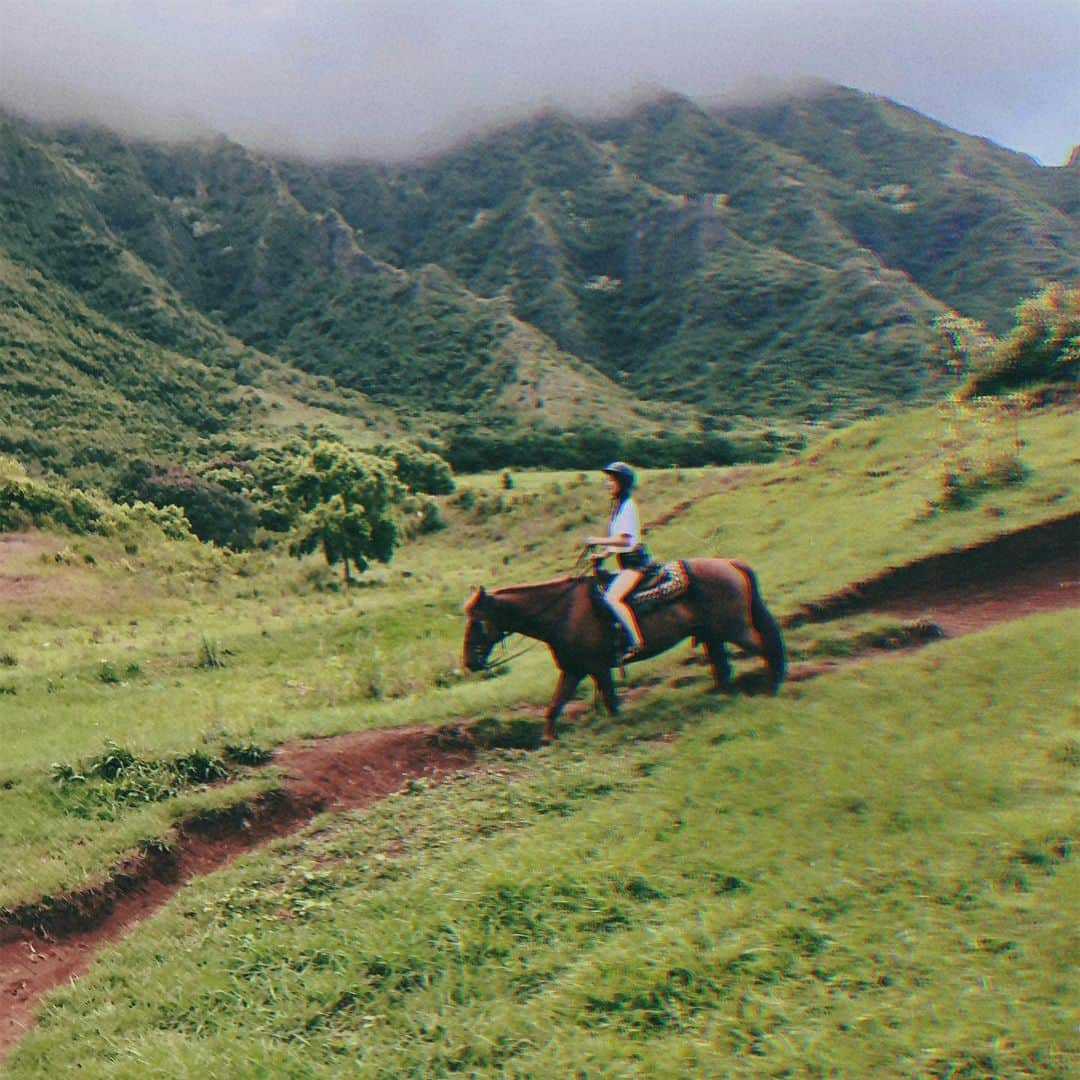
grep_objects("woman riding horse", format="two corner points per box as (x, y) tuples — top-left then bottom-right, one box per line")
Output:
(464, 554), (786, 742)
(584, 461), (651, 663)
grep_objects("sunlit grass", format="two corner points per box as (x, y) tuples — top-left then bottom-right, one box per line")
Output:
(0, 399), (1076, 1072)
(1, 401), (1075, 909)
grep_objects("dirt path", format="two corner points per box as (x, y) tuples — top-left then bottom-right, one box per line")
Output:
(0, 727), (474, 1056)
(784, 514), (1078, 631)
(1, 517), (1076, 1060)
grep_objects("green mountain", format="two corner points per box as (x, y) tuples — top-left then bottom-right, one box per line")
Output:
(0, 84), (1075, 482)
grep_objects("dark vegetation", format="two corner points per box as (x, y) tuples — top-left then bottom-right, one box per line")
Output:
(959, 283), (1078, 398)
(440, 424), (784, 472)
(118, 461), (258, 549)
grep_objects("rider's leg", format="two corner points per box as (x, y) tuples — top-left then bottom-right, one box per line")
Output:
(604, 570), (644, 654)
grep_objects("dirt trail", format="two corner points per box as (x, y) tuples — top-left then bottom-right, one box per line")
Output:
(0, 728), (474, 1056)
(784, 514), (1077, 631)
(1, 517), (1077, 1060)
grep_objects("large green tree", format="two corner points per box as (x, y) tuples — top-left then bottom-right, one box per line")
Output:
(285, 442), (400, 582)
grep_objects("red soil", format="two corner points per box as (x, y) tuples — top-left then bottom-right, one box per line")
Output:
(1, 517), (1077, 1059)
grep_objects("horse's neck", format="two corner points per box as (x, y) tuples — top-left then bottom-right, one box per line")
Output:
(494, 579), (577, 640)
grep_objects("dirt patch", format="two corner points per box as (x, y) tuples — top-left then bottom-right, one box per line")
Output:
(0, 725), (474, 1057)
(0, 532), (81, 605)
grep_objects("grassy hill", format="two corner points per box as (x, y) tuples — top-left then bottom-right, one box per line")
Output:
(726, 86), (1078, 329)
(0, 115), (657, 449)
(0, 394), (1075, 1076)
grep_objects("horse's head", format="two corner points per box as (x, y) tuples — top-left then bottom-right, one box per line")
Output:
(463, 587), (506, 672)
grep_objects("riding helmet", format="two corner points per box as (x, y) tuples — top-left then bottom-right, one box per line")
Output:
(602, 461), (636, 489)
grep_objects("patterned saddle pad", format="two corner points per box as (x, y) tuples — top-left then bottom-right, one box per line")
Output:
(627, 560), (692, 612)
(591, 560), (692, 617)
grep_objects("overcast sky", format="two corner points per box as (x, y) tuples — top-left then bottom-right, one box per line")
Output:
(2, 1), (1077, 165)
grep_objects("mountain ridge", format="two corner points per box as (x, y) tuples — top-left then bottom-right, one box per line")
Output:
(0, 83), (1075, 483)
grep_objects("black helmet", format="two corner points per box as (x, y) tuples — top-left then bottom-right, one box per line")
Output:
(602, 461), (636, 489)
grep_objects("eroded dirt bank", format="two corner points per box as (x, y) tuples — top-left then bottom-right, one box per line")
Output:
(784, 513), (1078, 631)
(0, 727), (474, 1055)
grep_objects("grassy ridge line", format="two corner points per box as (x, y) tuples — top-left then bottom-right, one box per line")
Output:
(8, 613), (1076, 1077)
(641, 404), (1078, 613)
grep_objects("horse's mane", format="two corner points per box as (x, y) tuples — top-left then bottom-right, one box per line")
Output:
(465, 576), (581, 613)
(492, 576), (578, 598)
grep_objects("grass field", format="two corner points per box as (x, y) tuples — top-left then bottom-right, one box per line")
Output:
(8, 616), (1078, 1077)
(1, 399), (1076, 1075)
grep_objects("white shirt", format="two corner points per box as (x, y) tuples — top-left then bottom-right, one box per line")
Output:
(608, 498), (641, 548)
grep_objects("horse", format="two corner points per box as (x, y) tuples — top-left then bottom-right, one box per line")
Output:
(463, 558), (785, 742)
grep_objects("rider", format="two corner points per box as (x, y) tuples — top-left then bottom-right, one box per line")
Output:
(585, 461), (652, 662)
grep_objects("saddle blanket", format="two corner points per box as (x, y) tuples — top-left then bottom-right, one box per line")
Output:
(628, 560), (691, 611)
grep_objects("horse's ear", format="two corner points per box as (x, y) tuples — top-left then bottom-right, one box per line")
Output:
(465, 585), (486, 612)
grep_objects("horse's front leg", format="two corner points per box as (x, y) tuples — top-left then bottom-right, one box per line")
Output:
(591, 668), (619, 716)
(543, 669), (583, 743)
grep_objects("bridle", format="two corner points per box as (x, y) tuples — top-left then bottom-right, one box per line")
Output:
(466, 573), (583, 673)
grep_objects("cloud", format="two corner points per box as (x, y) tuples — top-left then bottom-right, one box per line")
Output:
(1, 0), (1077, 163)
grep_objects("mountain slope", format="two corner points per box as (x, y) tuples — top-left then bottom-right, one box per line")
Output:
(0, 84), (1074, 484)
(724, 86), (1078, 329)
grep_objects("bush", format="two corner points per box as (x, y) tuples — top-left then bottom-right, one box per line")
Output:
(380, 443), (456, 495)
(118, 460), (258, 549)
(962, 284), (1079, 398)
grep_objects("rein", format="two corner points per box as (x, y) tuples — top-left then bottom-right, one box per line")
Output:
(475, 571), (585, 673)
(481, 633), (543, 672)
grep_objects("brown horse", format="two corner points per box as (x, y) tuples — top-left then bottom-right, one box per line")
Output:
(463, 558), (785, 741)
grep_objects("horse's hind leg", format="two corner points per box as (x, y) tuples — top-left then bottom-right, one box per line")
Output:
(544, 670), (583, 743)
(703, 637), (733, 692)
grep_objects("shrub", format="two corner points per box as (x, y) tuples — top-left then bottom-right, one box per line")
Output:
(961, 284), (1079, 398)
(118, 460), (258, 549)
(403, 495), (446, 536)
(380, 443), (456, 495)
(0, 476), (104, 534)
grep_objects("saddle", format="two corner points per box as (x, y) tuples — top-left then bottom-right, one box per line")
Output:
(591, 560), (692, 614)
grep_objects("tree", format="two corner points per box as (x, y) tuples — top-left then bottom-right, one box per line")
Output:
(284, 442), (400, 582)
(118, 460), (257, 549)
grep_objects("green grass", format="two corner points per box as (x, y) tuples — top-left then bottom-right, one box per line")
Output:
(0, 400), (1074, 910)
(642, 403), (1077, 611)
(0, 397), (1075, 1074)
(7, 614), (1076, 1077)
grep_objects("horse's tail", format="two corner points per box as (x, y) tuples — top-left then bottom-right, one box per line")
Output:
(731, 560), (786, 694)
